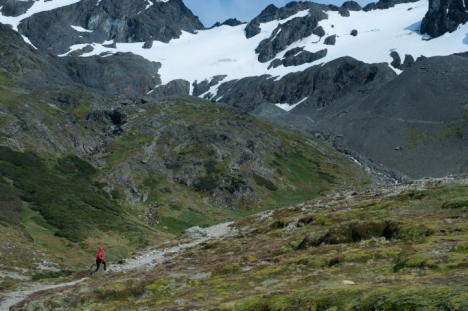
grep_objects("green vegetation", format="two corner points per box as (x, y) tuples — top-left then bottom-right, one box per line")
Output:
(11, 176), (468, 310)
(0, 147), (132, 242)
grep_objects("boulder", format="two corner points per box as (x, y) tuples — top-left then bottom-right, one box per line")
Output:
(390, 51), (401, 69)
(324, 35), (337, 45)
(143, 39), (153, 49)
(313, 26), (326, 37)
(350, 29), (358, 36)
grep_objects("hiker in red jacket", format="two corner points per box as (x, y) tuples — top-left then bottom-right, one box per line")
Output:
(94, 247), (107, 273)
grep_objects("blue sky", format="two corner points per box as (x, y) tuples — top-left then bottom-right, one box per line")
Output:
(183, 0), (375, 27)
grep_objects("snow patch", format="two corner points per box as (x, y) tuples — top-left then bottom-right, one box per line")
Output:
(275, 97), (309, 111)
(71, 25), (93, 33)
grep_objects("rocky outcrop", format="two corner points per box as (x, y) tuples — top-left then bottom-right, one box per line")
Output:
(211, 18), (245, 28)
(149, 79), (190, 98)
(401, 54), (415, 70)
(18, 0), (204, 55)
(342, 1), (362, 11)
(212, 57), (396, 112)
(324, 35), (337, 45)
(390, 51), (415, 70)
(192, 75), (227, 96)
(268, 47), (327, 69)
(0, 0), (34, 17)
(244, 2), (335, 39)
(421, 0), (468, 38)
(313, 26), (326, 38)
(255, 15), (324, 63)
(62, 52), (162, 97)
(363, 0), (419, 12)
(390, 51), (401, 69)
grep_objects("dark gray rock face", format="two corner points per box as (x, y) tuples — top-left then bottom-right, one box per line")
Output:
(245, 21), (261, 39)
(62, 52), (162, 97)
(192, 80), (210, 97)
(313, 26), (326, 37)
(150, 79), (190, 98)
(283, 48), (327, 67)
(324, 35), (336, 45)
(244, 2), (333, 39)
(255, 15), (321, 63)
(268, 47), (328, 69)
(390, 51), (401, 69)
(210, 75), (227, 86)
(390, 51), (414, 70)
(342, 1), (362, 11)
(18, 0), (204, 55)
(267, 59), (283, 70)
(421, 0), (468, 38)
(0, 0), (34, 17)
(401, 54), (415, 70)
(143, 39), (153, 49)
(212, 57), (396, 112)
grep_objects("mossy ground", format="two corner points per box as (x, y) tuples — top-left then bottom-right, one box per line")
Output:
(10, 176), (468, 310)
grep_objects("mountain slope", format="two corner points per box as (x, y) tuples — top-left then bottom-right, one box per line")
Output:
(7, 175), (468, 310)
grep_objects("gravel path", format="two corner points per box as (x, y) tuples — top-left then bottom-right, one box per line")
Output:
(0, 222), (236, 310)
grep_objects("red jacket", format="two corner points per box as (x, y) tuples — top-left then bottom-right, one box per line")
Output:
(96, 247), (104, 261)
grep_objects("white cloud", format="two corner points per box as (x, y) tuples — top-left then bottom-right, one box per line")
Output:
(183, 0), (377, 27)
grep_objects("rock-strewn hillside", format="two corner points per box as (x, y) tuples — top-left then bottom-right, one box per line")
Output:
(8, 174), (468, 310)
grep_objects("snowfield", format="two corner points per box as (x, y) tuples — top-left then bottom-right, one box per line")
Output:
(2, 0), (468, 108)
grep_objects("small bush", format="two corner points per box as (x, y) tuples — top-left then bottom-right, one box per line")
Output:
(194, 176), (219, 192)
(442, 198), (468, 209)
(253, 173), (278, 191)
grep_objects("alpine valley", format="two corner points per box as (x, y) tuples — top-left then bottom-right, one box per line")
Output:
(1, 0), (468, 310)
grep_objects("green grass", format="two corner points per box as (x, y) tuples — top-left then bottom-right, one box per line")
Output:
(0, 147), (145, 242)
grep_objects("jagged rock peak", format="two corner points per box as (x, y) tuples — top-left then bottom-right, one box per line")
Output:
(210, 18), (245, 29)
(18, 0), (204, 55)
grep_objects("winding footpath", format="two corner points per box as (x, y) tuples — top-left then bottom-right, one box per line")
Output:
(0, 222), (236, 310)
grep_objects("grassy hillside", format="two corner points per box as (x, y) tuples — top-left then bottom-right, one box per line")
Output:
(0, 68), (372, 294)
(10, 175), (468, 310)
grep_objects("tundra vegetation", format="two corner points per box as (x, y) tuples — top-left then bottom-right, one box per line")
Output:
(4, 175), (468, 310)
